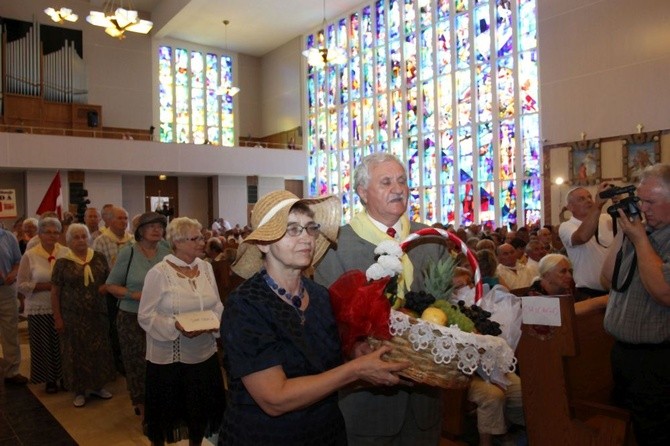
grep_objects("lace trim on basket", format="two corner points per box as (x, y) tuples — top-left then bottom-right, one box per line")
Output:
(388, 309), (517, 376)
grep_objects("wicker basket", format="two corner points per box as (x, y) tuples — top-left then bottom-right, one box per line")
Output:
(368, 309), (516, 389)
(368, 336), (471, 389)
(329, 228), (516, 389)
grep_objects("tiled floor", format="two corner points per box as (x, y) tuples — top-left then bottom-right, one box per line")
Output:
(1, 321), (217, 446)
(1, 321), (484, 446)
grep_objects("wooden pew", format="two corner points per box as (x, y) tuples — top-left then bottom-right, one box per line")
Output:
(516, 296), (634, 446)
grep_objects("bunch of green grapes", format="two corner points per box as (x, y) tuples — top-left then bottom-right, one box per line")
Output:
(431, 300), (475, 333)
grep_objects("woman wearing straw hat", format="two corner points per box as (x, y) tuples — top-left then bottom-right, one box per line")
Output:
(221, 190), (409, 446)
(106, 212), (171, 420)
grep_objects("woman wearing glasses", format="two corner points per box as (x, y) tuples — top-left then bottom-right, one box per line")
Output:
(221, 190), (409, 446)
(17, 217), (67, 392)
(138, 217), (224, 446)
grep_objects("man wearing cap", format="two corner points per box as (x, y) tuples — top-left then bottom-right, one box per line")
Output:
(315, 152), (448, 445)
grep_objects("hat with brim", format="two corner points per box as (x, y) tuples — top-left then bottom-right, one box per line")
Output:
(134, 212), (168, 241)
(232, 190), (341, 279)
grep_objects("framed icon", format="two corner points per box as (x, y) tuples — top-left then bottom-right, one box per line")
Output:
(623, 131), (661, 182)
(569, 139), (601, 185)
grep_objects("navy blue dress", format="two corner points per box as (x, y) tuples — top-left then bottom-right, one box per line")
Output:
(221, 273), (347, 445)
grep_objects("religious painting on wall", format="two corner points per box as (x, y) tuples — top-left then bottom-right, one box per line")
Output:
(569, 139), (601, 186)
(623, 131), (661, 182)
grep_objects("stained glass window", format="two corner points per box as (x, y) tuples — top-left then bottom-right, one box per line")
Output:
(158, 44), (236, 146)
(306, 0), (540, 228)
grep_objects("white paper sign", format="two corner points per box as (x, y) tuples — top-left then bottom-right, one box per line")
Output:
(176, 310), (220, 332)
(521, 296), (562, 326)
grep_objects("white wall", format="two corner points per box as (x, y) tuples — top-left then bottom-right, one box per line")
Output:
(538, 0), (670, 144)
(121, 175), (146, 220)
(212, 176), (248, 227)
(178, 176), (209, 225)
(84, 172), (124, 211)
(260, 37), (303, 136)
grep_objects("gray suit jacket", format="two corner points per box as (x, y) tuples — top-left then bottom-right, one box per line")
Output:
(315, 222), (447, 439)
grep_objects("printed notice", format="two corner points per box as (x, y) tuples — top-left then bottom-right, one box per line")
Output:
(521, 296), (561, 326)
(176, 310), (220, 332)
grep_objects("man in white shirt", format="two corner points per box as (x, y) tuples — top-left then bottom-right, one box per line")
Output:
(496, 243), (535, 290)
(559, 184), (613, 301)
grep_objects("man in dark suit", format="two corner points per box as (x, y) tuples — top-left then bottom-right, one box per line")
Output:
(315, 152), (445, 445)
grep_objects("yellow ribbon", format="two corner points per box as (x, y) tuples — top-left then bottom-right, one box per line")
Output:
(349, 211), (414, 296)
(66, 248), (95, 287)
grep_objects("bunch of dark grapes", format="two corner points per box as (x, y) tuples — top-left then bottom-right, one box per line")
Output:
(457, 301), (502, 336)
(404, 291), (436, 315)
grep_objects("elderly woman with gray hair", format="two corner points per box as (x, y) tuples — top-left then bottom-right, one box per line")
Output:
(51, 224), (115, 407)
(528, 253), (575, 297)
(17, 217), (68, 393)
(138, 217), (224, 446)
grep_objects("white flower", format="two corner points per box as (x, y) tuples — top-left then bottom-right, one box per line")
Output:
(377, 254), (403, 275)
(374, 240), (403, 258)
(366, 263), (388, 281)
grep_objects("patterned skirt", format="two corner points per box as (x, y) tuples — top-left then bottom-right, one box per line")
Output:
(27, 314), (62, 384)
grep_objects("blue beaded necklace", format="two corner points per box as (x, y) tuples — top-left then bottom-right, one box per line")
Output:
(262, 269), (305, 324)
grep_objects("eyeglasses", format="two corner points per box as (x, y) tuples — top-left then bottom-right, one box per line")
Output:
(42, 231), (60, 236)
(286, 223), (321, 237)
(185, 235), (205, 243)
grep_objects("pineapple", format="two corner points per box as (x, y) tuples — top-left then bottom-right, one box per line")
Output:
(422, 255), (457, 301)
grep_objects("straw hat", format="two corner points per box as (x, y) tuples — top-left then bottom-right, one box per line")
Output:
(232, 190), (341, 279)
(134, 212), (167, 241)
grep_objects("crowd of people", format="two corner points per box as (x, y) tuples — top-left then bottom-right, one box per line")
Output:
(0, 155), (668, 446)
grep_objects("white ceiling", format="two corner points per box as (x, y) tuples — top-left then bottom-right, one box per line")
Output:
(122, 0), (365, 57)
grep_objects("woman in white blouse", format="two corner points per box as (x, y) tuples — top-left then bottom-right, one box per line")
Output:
(139, 217), (224, 446)
(17, 217), (68, 393)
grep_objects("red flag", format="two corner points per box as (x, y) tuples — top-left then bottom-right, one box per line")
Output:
(36, 171), (62, 219)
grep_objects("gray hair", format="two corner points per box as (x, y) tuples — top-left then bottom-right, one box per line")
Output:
(65, 223), (91, 244)
(166, 217), (202, 249)
(23, 217), (38, 230)
(38, 217), (62, 234)
(353, 152), (406, 195)
(639, 163), (670, 196)
(538, 253), (571, 278)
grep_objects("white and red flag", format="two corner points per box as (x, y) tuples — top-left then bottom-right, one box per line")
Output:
(36, 171), (63, 218)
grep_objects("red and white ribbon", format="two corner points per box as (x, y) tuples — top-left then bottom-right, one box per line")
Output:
(400, 227), (483, 303)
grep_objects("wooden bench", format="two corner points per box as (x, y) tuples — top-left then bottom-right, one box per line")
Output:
(516, 296), (634, 445)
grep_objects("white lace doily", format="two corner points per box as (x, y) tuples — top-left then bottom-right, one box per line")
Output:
(388, 309), (517, 376)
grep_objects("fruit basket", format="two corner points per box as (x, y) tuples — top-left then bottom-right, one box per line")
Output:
(329, 228), (516, 389)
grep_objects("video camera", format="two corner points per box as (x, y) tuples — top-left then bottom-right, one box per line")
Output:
(599, 184), (641, 235)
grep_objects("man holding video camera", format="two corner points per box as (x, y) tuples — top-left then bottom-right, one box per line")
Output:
(602, 163), (670, 446)
(559, 183), (614, 301)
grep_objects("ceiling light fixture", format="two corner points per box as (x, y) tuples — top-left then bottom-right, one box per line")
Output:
(302, 0), (347, 68)
(217, 20), (240, 97)
(44, 7), (79, 23)
(86, 0), (153, 39)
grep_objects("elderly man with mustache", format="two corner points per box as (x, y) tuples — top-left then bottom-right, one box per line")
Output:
(316, 152), (449, 446)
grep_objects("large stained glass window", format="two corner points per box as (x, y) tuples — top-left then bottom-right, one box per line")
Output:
(305, 0), (540, 228)
(158, 45), (236, 146)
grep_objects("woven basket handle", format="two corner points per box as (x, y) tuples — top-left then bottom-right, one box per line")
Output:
(399, 227), (483, 303)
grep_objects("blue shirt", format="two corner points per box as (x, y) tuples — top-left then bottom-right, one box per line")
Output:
(0, 229), (22, 285)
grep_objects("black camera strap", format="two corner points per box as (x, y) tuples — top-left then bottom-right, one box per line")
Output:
(611, 241), (636, 293)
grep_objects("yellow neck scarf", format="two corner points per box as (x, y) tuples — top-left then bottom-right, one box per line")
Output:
(66, 248), (95, 287)
(34, 243), (63, 271)
(349, 211), (414, 295)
